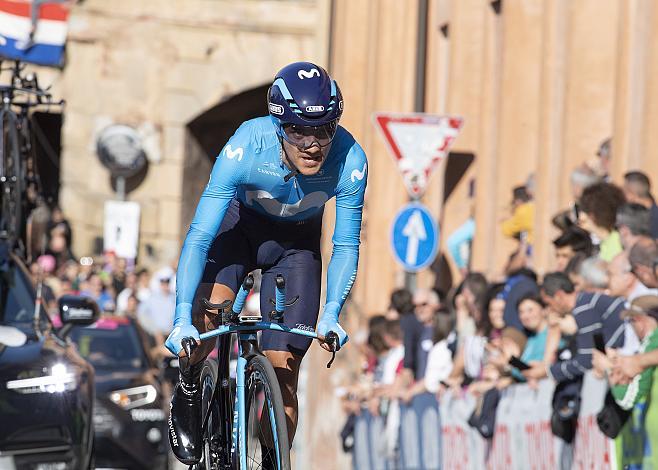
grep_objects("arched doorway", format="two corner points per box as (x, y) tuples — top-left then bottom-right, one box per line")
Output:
(181, 84), (269, 232)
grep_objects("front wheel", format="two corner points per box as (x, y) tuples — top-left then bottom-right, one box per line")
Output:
(0, 115), (23, 242)
(243, 355), (291, 470)
(194, 359), (229, 470)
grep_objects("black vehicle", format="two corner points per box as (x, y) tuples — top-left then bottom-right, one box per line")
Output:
(69, 315), (170, 470)
(0, 241), (98, 469)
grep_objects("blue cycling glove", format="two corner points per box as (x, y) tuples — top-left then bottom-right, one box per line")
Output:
(165, 323), (200, 356)
(316, 301), (348, 348)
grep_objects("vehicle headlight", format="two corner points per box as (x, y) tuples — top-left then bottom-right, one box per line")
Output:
(6, 363), (77, 394)
(110, 385), (157, 410)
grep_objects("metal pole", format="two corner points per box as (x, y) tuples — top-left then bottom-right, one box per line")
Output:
(414, 0), (428, 113)
(405, 0), (429, 292)
(116, 176), (126, 201)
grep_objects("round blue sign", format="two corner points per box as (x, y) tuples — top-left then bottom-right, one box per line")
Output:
(390, 203), (439, 272)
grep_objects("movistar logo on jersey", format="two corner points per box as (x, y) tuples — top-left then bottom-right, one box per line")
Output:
(224, 145), (244, 161)
(306, 105), (324, 113)
(351, 162), (367, 182)
(269, 102), (284, 115)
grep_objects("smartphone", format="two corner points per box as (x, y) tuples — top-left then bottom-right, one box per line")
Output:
(520, 231), (528, 244)
(593, 332), (606, 353)
(509, 355), (531, 371)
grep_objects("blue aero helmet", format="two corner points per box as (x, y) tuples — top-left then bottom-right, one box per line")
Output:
(268, 62), (343, 149)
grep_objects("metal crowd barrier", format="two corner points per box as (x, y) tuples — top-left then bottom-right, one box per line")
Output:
(353, 372), (612, 470)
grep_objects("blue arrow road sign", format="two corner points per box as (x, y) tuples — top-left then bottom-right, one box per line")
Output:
(391, 203), (439, 272)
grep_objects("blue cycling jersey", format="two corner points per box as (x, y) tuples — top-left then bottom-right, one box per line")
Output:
(174, 116), (368, 326)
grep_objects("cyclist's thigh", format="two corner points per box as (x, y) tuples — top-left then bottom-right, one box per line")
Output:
(201, 199), (256, 294)
(259, 248), (322, 356)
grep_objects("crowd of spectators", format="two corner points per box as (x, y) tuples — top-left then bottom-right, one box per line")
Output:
(29, 207), (177, 360)
(340, 140), (658, 465)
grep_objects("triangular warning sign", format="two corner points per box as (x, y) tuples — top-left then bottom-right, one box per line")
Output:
(373, 113), (463, 198)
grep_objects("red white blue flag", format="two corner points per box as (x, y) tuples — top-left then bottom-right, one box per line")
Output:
(0, 0), (71, 67)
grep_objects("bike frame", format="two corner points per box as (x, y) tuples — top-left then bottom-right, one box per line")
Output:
(199, 322), (318, 469)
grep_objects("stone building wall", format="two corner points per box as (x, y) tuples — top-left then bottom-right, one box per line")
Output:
(331, 0), (658, 314)
(53, 0), (331, 265)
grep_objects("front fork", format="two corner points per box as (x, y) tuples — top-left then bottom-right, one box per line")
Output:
(233, 333), (261, 469)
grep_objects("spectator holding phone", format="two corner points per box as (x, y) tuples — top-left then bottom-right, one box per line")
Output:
(516, 295), (550, 365)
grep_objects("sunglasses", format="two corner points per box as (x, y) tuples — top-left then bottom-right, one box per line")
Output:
(281, 121), (338, 149)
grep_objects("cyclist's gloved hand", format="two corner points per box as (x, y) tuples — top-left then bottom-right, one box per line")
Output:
(317, 302), (348, 348)
(165, 324), (200, 356)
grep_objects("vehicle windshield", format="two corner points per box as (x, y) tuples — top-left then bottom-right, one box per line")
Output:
(0, 261), (37, 325)
(69, 322), (146, 369)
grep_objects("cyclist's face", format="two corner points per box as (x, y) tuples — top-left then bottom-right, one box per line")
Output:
(281, 134), (332, 176)
(280, 121), (337, 176)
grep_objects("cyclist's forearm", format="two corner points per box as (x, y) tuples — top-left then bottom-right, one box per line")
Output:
(324, 244), (359, 318)
(174, 226), (217, 324)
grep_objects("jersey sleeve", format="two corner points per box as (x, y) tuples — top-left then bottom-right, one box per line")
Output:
(323, 143), (368, 318)
(174, 123), (253, 325)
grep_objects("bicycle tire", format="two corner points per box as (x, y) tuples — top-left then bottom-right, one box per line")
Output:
(0, 112), (23, 242)
(243, 355), (291, 470)
(201, 359), (219, 470)
(192, 333), (236, 470)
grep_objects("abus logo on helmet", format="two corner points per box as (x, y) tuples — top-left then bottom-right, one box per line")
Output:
(298, 68), (320, 79)
(269, 102), (284, 115)
(305, 105), (324, 113)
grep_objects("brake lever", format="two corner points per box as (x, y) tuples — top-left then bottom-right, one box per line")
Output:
(181, 336), (198, 359)
(325, 332), (339, 369)
(326, 348), (336, 369)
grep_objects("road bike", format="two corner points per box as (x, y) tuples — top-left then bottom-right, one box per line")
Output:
(0, 60), (63, 253)
(181, 273), (339, 470)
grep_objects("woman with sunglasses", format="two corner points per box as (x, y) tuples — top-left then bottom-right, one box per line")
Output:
(164, 61), (368, 466)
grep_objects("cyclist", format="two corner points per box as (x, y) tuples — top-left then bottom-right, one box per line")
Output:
(165, 62), (368, 465)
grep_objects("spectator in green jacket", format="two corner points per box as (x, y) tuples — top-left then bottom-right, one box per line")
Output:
(602, 296), (658, 407)
(593, 295), (658, 469)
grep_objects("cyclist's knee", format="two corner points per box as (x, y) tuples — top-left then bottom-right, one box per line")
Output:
(265, 350), (302, 370)
(192, 283), (235, 332)
(264, 350), (302, 395)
